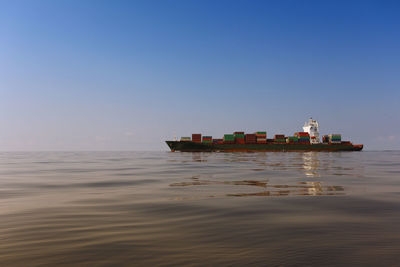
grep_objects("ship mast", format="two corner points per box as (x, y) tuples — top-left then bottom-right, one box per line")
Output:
(303, 118), (320, 144)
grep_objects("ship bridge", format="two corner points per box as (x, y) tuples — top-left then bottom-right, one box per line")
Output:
(303, 118), (320, 144)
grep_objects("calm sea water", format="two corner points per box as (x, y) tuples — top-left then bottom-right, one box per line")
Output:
(1, 151), (400, 266)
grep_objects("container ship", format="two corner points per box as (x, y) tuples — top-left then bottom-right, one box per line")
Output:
(166, 118), (363, 152)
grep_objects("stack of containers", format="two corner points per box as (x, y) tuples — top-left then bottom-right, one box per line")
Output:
(286, 136), (299, 143)
(213, 139), (223, 144)
(274, 134), (286, 143)
(202, 136), (213, 144)
(322, 135), (329, 143)
(180, 137), (191, 142)
(223, 134), (235, 144)
(294, 132), (310, 144)
(234, 131), (245, 144)
(192, 134), (202, 143)
(329, 134), (341, 144)
(256, 131), (267, 144)
(245, 134), (257, 144)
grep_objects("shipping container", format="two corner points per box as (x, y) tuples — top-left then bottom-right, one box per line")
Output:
(294, 132), (310, 137)
(192, 133), (202, 143)
(286, 136), (299, 143)
(297, 141), (311, 144)
(180, 137), (191, 141)
(223, 134), (235, 141)
(245, 134), (256, 139)
(274, 134), (285, 139)
(245, 134), (256, 144)
(234, 134), (245, 139)
(234, 131), (245, 135)
(328, 134), (342, 143)
(256, 138), (267, 144)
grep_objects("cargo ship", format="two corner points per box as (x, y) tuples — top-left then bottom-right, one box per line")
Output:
(166, 118), (363, 152)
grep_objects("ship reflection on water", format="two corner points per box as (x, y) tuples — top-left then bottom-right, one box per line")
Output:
(171, 178), (344, 197)
(302, 151), (320, 177)
(170, 152), (345, 197)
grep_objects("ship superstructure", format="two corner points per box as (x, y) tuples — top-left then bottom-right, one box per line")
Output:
(303, 118), (320, 144)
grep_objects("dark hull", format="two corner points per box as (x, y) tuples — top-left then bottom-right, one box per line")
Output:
(166, 141), (363, 152)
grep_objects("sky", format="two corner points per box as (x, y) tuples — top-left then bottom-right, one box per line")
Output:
(1, 0), (399, 151)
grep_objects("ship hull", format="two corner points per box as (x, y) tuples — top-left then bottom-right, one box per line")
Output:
(166, 141), (363, 152)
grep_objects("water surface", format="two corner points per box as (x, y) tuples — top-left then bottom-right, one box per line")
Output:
(1, 151), (400, 266)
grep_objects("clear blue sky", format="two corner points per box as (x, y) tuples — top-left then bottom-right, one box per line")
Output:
(1, 0), (399, 150)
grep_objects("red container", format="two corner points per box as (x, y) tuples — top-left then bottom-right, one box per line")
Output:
(257, 141), (267, 144)
(234, 131), (245, 135)
(246, 134), (256, 142)
(274, 134), (285, 139)
(297, 141), (311, 145)
(192, 133), (202, 143)
(245, 134), (256, 141)
(223, 141), (235, 144)
(236, 139), (245, 144)
(295, 132), (309, 137)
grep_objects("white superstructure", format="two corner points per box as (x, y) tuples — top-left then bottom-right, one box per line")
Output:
(303, 118), (320, 144)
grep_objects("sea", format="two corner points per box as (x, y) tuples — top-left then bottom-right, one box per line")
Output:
(1, 151), (400, 266)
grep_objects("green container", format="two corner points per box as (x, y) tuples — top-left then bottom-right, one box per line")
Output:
(256, 131), (267, 135)
(234, 134), (245, 139)
(202, 140), (213, 143)
(287, 136), (299, 141)
(223, 134), (235, 141)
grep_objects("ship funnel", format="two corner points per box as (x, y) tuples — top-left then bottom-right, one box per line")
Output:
(303, 118), (320, 144)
